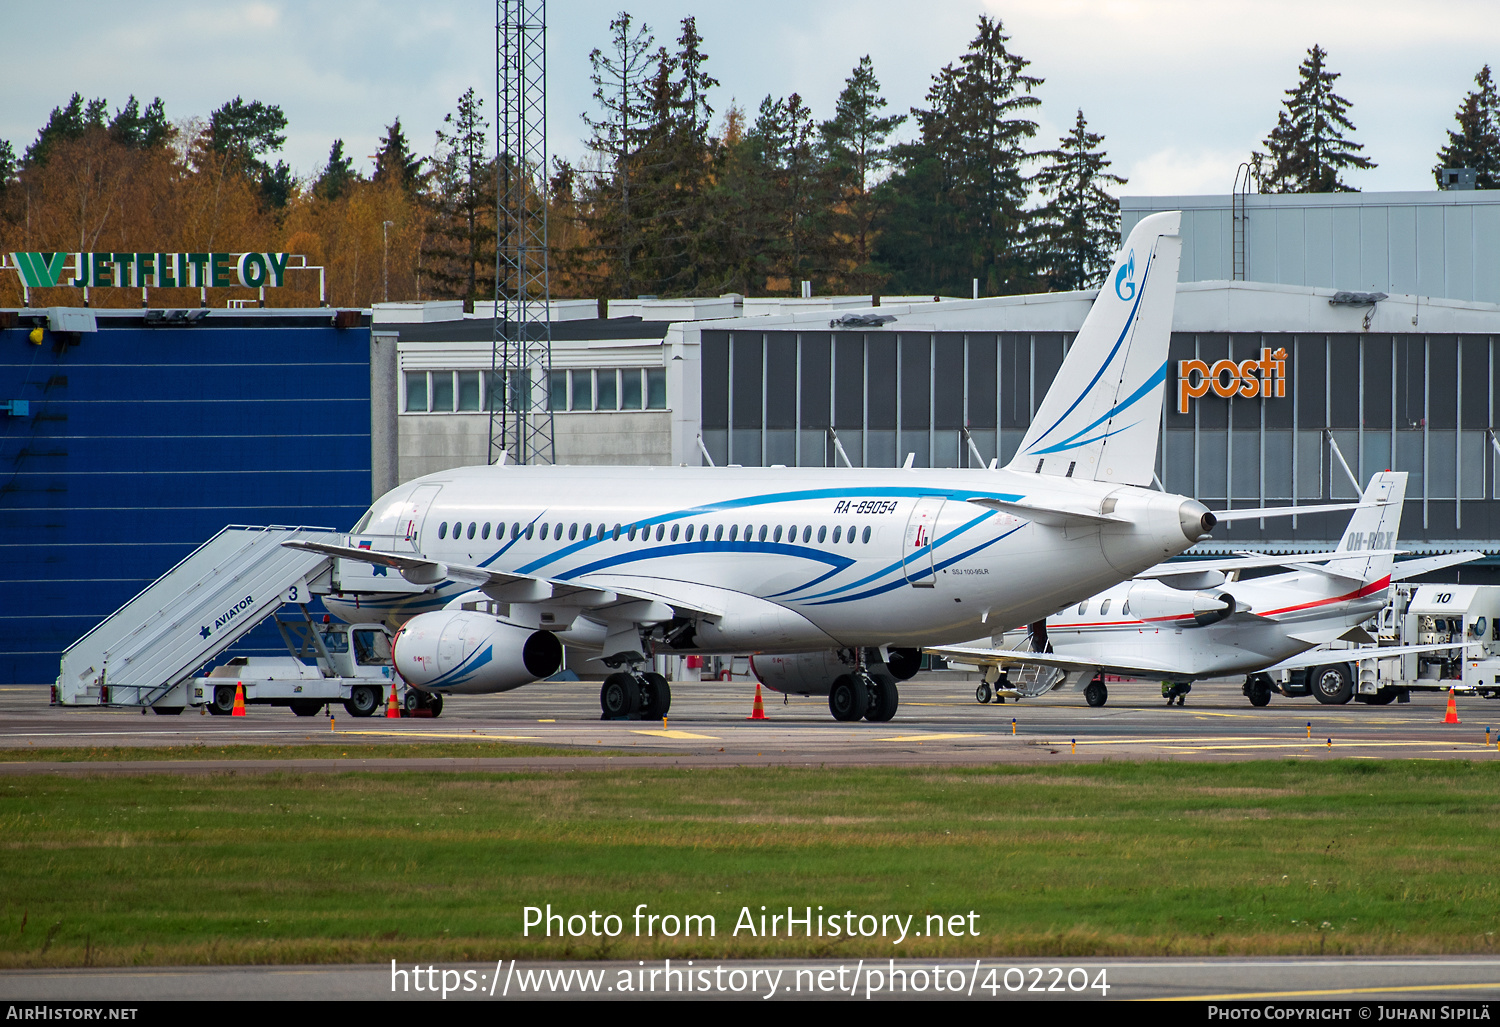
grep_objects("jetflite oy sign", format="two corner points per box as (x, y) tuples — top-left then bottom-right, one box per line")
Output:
(11, 251), (295, 290)
(1177, 348), (1288, 414)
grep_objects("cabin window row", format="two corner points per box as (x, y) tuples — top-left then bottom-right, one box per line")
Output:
(1076, 599), (1130, 617)
(434, 519), (875, 546)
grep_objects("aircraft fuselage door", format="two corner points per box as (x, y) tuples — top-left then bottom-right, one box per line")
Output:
(399, 484), (442, 547)
(902, 496), (945, 587)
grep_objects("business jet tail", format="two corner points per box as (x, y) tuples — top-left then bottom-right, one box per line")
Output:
(1008, 210), (1182, 487)
(1325, 471), (1408, 583)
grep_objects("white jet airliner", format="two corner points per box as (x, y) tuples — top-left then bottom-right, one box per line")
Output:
(930, 471), (1480, 708)
(284, 211), (1353, 722)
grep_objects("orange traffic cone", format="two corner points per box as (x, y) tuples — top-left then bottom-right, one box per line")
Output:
(231, 681), (246, 717)
(386, 682), (402, 719)
(748, 683), (767, 720)
(1444, 689), (1461, 725)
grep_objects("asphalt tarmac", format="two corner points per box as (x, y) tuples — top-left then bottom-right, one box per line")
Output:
(4, 957), (1500, 1001)
(6, 677), (1500, 1003)
(2, 674), (1497, 771)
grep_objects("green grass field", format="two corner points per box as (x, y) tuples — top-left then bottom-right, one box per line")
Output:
(3, 759), (1499, 967)
(0, 741), (618, 763)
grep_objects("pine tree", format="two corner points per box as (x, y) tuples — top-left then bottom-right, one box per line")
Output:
(1261, 45), (1374, 193)
(578, 12), (661, 298)
(630, 15), (721, 294)
(204, 96), (294, 209)
(424, 88), (494, 307)
(107, 96), (172, 149)
(819, 56), (905, 291)
(878, 15), (1042, 295)
(373, 118), (425, 196)
(1030, 109), (1127, 291)
(23, 94), (109, 168)
(314, 139), (357, 201)
(1434, 65), (1500, 189)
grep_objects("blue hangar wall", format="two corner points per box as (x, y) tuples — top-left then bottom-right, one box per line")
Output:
(0, 312), (374, 685)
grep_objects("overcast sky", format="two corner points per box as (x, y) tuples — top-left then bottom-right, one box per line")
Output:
(4, 0), (1498, 196)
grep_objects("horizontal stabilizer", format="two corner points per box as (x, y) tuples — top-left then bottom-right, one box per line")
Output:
(1210, 501), (1378, 523)
(1390, 551), (1487, 582)
(1138, 549), (1400, 580)
(965, 495), (1124, 526)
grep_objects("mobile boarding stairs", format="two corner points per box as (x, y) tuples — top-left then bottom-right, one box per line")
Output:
(54, 525), (405, 712)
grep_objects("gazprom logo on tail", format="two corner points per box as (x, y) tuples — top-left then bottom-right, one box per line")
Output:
(1114, 250), (1136, 301)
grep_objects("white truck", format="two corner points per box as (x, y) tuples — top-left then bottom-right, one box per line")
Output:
(191, 617), (442, 718)
(1256, 583), (1500, 705)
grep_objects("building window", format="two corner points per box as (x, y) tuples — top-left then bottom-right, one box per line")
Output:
(457, 372), (481, 412)
(647, 368), (667, 409)
(549, 370), (567, 411)
(597, 369), (618, 411)
(404, 371), (428, 412)
(570, 369), (592, 411)
(622, 369), (643, 410)
(431, 372), (454, 412)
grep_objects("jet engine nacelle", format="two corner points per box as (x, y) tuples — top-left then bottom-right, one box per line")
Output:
(750, 651), (852, 696)
(393, 610), (563, 694)
(1125, 580), (1236, 627)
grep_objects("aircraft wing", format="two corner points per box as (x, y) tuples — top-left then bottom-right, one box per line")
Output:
(280, 540), (717, 615)
(1389, 551), (1487, 582)
(1266, 641), (1477, 672)
(925, 644), (1185, 679)
(1136, 550), (1401, 579)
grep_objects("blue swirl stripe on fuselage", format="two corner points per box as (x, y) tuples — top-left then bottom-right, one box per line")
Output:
(1019, 253), (1154, 454)
(805, 523), (1027, 606)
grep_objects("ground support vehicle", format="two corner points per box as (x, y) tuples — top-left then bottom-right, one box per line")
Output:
(1244, 584), (1500, 706)
(193, 618), (438, 718)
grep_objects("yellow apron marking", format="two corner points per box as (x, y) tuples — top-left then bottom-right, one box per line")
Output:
(878, 733), (988, 742)
(631, 730), (721, 740)
(334, 730), (541, 741)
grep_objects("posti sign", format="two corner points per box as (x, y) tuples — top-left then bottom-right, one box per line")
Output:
(10, 251), (295, 290)
(1176, 347), (1288, 414)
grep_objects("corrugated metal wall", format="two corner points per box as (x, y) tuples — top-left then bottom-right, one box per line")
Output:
(0, 318), (372, 684)
(1122, 192), (1500, 304)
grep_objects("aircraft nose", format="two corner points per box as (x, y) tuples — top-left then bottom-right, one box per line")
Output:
(1179, 499), (1216, 541)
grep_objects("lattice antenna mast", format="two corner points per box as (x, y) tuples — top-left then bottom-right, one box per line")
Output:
(489, 0), (555, 466)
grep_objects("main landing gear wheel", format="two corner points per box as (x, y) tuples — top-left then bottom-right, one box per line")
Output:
(290, 699), (323, 717)
(975, 682), (992, 705)
(151, 706), (184, 716)
(344, 685), (381, 718)
(864, 675), (899, 722)
(1312, 664), (1354, 705)
(828, 674), (868, 722)
(1245, 673), (1273, 707)
(639, 673), (672, 718)
(425, 693), (443, 717)
(402, 689), (421, 714)
(600, 672), (641, 720)
(1083, 678), (1108, 708)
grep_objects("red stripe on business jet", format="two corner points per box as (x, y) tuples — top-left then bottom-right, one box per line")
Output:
(1259, 575), (1392, 618)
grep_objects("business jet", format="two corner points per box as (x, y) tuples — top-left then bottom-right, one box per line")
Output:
(285, 211), (1352, 722)
(929, 470), (1479, 707)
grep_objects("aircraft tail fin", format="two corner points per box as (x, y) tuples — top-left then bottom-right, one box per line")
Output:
(1008, 211), (1182, 486)
(1326, 471), (1407, 583)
